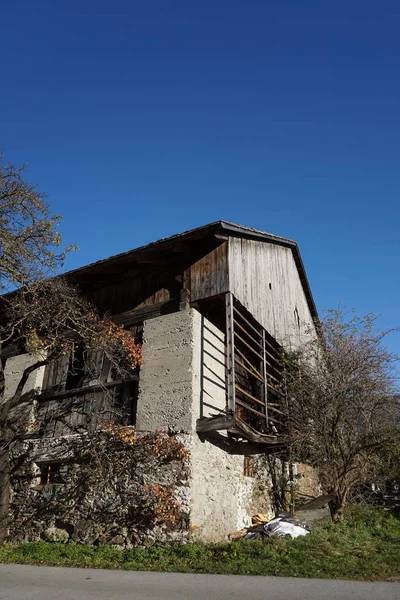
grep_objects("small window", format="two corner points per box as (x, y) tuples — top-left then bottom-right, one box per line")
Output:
(39, 462), (67, 485)
(130, 323), (144, 345)
(244, 456), (254, 477)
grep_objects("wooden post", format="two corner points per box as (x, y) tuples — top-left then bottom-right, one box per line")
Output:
(262, 328), (268, 427)
(225, 292), (235, 415)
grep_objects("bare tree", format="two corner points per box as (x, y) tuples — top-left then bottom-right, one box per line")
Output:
(283, 309), (400, 522)
(0, 155), (75, 291)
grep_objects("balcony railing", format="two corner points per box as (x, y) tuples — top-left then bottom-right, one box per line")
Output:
(197, 292), (288, 445)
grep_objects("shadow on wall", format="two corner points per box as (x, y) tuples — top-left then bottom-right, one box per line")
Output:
(199, 315), (227, 420)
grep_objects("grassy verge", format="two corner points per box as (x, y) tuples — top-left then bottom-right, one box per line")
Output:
(1, 507), (399, 581)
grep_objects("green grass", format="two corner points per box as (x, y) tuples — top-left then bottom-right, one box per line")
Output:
(1, 507), (399, 581)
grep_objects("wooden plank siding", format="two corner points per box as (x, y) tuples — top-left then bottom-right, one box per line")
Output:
(186, 242), (229, 302)
(37, 381), (138, 437)
(37, 321), (143, 437)
(228, 238), (314, 347)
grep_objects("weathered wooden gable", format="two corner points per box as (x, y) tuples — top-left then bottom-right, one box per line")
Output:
(183, 234), (314, 347)
(228, 237), (314, 346)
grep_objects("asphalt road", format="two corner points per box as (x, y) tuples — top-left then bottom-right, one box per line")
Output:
(0, 564), (398, 600)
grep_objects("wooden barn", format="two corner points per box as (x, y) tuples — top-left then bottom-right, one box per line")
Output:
(4, 221), (320, 543)
(62, 220), (317, 444)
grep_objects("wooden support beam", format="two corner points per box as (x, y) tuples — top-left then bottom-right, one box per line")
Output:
(233, 304), (263, 338)
(234, 330), (265, 361)
(235, 347), (264, 380)
(235, 399), (281, 424)
(233, 318), (263, 349)
(232, 305), (280, 355)
(179, 287), (191, 310)
(267, 383), (284, 397)
(112, 298), (179, 326)
(265, 369), (281, 385)
(196, 414), (235, 433)
(232, 417), (283, 444)
(265, 403), (287, 417)
(235, 398), (268, 419)
(235, 384), (266, 408)
(234, 325), (280, 370)
(196, 414), (286, 446)
(37, 378), (138, 403)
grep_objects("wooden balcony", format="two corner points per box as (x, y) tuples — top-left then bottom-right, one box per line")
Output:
(196, 292), (288, 446)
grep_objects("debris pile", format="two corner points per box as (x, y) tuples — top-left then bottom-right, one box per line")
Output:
(230, 513), (311, 541)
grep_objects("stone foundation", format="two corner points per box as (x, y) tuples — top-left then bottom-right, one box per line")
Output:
(190, 435), (275, 541)
(9, 432), (191, 547)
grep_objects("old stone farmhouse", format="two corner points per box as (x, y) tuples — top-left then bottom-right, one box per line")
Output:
(3, 221), (320, 545)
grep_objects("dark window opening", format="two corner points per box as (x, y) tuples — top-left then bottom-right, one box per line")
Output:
(39, 462), (68, 485)
(244, 456), (254, 477)
(130, 323), (144, 346)
(65, 345), (86, 390)
(114, 380), (139, 426)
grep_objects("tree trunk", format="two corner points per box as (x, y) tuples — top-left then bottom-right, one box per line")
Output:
(328, 492), (347, 523)
(0, 446), (10, 543)
(0, 350), (9, 543)
(266, 454), (288, 513)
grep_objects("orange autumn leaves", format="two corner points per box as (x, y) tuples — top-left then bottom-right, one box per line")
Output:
(25, 311), (142, 372)
(87, 313), (143, 371)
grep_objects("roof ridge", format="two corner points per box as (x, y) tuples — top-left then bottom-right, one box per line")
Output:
(62, 220), (297, 279)
(219, 221), (296, 245)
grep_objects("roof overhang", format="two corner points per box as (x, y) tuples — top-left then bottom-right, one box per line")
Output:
(59, 220), (319, 323)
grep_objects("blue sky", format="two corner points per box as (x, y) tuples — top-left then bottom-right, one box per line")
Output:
(1, 1), (399, 354)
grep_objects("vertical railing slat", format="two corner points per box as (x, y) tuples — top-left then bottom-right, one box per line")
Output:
(225, 292), (236, 415)
(262, 328), (268, 427)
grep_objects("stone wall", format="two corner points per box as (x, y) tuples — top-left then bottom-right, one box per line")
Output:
(9, 432), (191, 547)
(136, 309), (275, 541)
(189, 435), (274, 541)
(136, 308), (228, 434)
(4, 353), (46, 430)
(4, 353), (46, 401)
(136, 311), (195, 432)
(6, 314), (198, 546)
(294, 463), (322, 499)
